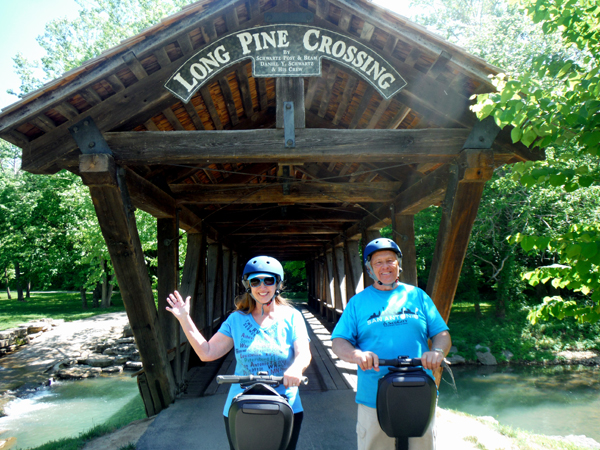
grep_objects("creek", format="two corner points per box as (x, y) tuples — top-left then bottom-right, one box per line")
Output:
(438, 364), (600, 442)
(0, 375), (139, 450)
(2, 364), (599, 449)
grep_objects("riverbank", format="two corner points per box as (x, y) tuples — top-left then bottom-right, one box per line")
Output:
(2, 308), (600, 450)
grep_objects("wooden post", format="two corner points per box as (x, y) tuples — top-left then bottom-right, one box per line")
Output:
(393, 214), (418, 286)
(179, 232), (207, 381)
(157, 217), (180, 383)
(324, 249), (336, 321)
(230, 251), (239, 311)
(426, 149), (494, 321)
(333, 245), (348, 311)
(222, 246), (232, 315)
(79, 153), (175, 414)
(206, 243), (222, 336)
(345, 238), (364, 300)
(157, 218), (178, 346)
(362, 229), (381, 288)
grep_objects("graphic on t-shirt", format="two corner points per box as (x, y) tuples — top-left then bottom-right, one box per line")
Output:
(366, 302), (421, 326)
(235, 318), (292, 376)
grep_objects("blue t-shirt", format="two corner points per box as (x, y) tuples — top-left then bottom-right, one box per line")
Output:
(331, 283), (449, 408)
(218, 306), (309, 416)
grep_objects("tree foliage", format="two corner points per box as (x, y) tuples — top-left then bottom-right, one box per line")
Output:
(471, 0), (600, 322)
(7, 0), (193, 100)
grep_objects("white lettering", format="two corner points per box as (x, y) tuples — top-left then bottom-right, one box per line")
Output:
(331, 40), (346, 58)
(199, 52), (220, 73)
(277, 30), (289, 47)
(214, 45), (230, 64)
(303, 29), (320, 51)
(318, 35), (333, 54)
(261, 31), (277, 49)
(172, 72), (198, 93)
(343, 46), (357, 63)
(360, 56), (374, 73)
(366, 61), (386, 81)
(352, 51), (367, 68)
(190, 62), (208, 80)
(252, 33), (263, 51)
(378, 73), (396, 90)
(236, 32), (253, 55)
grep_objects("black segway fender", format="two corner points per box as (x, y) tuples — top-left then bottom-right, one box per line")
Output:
(376, 368), (437, 438)
(228, 383), (294, 450)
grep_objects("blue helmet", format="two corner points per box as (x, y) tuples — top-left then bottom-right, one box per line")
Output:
(242, 256), (284, 288)
(363, 238), (402, 265)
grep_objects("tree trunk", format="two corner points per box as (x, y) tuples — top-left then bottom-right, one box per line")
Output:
(106, 275), (114, 307)
(15, 261), (24, 302)
(80, 286), (88, 309)
(4, 267), (11, 299)
(26, 280), (31, 298)
(92, 282), (101, 308)
(101, 259), (113, 308)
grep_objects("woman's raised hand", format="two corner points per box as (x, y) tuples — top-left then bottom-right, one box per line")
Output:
(166, 290), (191, 319)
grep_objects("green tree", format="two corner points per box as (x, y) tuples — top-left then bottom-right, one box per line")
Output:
(472, 0), (600, 322)
(7, 0), (193, 100)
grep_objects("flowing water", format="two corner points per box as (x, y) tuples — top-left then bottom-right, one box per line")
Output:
(2, 365), (599, 449)
(0, 375), (139, 450)
(438, 364), (600, 441)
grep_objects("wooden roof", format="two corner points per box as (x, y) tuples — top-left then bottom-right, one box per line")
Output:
(0, 0), (542, 261)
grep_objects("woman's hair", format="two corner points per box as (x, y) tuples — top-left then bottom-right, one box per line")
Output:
(234, 290), (291, 313)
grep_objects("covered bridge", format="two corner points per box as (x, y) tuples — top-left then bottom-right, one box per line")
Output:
(0, 0), (540, 415)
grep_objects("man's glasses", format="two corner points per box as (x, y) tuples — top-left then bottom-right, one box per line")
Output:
(249, 277), (276, 287)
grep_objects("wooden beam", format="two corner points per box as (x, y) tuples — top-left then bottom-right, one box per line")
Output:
(200, 85), (224, 130)
(218, 76), (240, 127)
(332, 76), (358, 126)
(426, 150), (494, 321)
(335, 164), (451, 243)
(349, 86), (375, 129)
(79, 153), (175, 413)
(235, 66), (255, 120)
(103, 128), (473, 165)
(317, 65), (339, 118)
(393, 213), (417, 286)
(170, 181), (403, 204)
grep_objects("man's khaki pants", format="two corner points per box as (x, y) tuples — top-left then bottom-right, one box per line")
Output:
(357, 404), (436, 450)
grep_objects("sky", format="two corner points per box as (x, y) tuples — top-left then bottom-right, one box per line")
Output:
(0, 0), (411, 111)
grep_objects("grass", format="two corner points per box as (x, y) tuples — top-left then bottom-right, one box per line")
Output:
(0, 291), (126, 331)
(26, 393), (146, 450)
(450, 409), (592, 450)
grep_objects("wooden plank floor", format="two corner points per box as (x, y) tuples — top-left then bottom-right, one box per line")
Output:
(181, 303), (358, 398)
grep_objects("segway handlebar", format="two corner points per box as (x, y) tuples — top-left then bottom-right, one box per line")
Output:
(216, 374), (309, 385)
(378, 356), (422, 367)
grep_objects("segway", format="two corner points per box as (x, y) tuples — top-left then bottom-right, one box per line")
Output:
(217, 372), (308, 450)
(376, 356), (437, 450)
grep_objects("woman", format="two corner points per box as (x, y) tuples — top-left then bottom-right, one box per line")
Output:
(166, 255), (311, 450)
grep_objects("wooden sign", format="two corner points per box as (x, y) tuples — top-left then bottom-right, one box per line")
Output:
(165, 24), (407, 103)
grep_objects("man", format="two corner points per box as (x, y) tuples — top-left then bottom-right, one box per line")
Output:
(332, 238), (451, 450)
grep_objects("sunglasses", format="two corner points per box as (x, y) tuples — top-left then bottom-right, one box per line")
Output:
(249, 277), (276, 287)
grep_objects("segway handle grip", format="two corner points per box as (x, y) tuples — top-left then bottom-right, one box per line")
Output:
(378, 357), (422, 367)
(216, 374), (309, 385)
